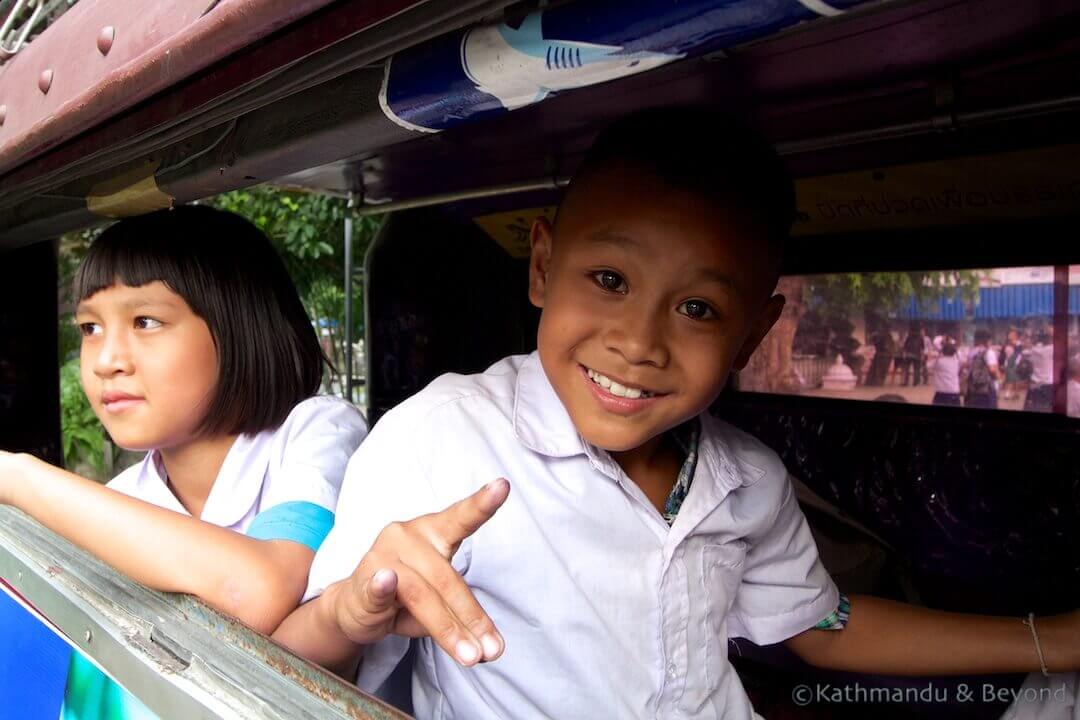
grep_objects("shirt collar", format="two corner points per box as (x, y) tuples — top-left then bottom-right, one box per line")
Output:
(511, 351), (765, 497)
(512, 351), (587, 458)
(134, 435), (264, 526)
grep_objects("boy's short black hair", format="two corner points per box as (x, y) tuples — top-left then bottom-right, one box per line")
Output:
(560, 107), (796, 257)
(974, 329), (992, 346)
(73, 205), (329, 437)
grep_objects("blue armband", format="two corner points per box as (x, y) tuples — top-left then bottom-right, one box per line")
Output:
(246, 501), (335, 552)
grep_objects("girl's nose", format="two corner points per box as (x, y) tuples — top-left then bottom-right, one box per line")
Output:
(93, 331), (135, 378)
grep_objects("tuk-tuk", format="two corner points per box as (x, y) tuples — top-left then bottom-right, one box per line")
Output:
(1, 0), (1077, 717)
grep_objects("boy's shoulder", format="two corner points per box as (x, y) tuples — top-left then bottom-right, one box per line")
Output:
(375, 354), (528, 434)
(699, 412), (789, 492)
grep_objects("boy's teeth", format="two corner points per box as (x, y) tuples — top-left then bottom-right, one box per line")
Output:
(586, 368), (653, 398)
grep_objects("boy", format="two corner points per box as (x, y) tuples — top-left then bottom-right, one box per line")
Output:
(274, 110), (1079, 718)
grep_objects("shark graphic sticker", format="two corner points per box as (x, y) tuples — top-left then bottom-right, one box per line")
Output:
(378, 0), (863, 134)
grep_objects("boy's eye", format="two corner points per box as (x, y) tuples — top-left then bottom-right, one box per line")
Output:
(591, 270), (627, 293)
(78, 322), (102, 337)
(134, 316), (163, 330)
(677, 299), (716, 320)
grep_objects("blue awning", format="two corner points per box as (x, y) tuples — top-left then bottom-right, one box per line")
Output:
(900, 284), (1080, 320)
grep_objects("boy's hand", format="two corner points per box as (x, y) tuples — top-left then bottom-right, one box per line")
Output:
(331, 478), (510, 667)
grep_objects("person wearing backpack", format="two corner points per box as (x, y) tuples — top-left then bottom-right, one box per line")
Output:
(964, 329), (1000, 409)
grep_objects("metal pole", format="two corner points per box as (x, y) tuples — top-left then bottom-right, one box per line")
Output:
(354, 177), (568, 217)
(1052, 264), (1068, 415)
(343, 193), (354, 403)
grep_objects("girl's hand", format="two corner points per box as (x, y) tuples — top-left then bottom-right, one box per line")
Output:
(330, 479), (509, 666)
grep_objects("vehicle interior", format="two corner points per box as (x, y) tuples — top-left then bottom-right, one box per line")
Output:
(1, 0), (1078, 718)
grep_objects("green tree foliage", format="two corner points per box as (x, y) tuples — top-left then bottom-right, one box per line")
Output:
(807, 270), (986, 324)
(206, 187), (381, 374)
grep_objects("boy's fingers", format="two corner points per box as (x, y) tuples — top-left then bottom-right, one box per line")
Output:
(392, 609), (426, 637)
(363, 568), (398, 612)
(336, 568), (399, 644)
(394, 565), (485, 667)
(427, 478), (510, 549)
(404, 546), (503, 661)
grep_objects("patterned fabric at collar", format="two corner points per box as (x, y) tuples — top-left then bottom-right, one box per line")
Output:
(662, 418), (700, 525)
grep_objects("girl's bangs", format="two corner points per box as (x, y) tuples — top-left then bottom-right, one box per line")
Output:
(73, 231), (188, 305)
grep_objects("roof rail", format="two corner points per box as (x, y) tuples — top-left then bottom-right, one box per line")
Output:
(0, 506), (411, 720)
(0, 0), (73, 62)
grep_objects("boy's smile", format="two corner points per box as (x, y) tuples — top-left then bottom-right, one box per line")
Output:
(528, 163), (784, 461)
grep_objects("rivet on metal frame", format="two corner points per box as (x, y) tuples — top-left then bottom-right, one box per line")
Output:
(97, 26), (115, 56)
(38, 68), (53, 94)
(0, 105), (6, 126)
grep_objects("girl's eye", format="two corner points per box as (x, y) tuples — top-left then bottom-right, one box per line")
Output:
(591, 270), (628, 293)
(134, 316), (163, 330)
(78, 322), (101, 337)
(677, 299), (717, 320)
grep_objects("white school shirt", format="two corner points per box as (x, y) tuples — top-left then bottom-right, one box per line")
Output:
(108, 395), (367, 536)
(1027, 343), (1054, 386)
(928, 355), (961, 394)
(307, 353), (838, 720)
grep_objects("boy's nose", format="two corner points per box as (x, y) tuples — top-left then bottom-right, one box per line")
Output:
(605, 307), (669, 367)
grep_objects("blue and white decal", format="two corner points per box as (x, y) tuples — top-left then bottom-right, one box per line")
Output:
(379, 0), (869, 133)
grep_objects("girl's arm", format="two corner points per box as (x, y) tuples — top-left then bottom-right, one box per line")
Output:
(785, 594), (1080, 675)
(0, 451), (312, 635)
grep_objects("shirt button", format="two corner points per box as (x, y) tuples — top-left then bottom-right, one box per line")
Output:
(667, 663), (678, 679)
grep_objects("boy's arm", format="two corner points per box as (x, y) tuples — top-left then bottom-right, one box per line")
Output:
(785, 594), (1080, 675)
(0, 451), (311, 634)
(273, 480), (509, 674)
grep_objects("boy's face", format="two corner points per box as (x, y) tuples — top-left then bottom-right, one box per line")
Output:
(528, 166), (784, 453)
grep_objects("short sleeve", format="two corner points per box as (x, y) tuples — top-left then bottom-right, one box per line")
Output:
(252, 397), (368, 548)
(727, 476), (839, 646)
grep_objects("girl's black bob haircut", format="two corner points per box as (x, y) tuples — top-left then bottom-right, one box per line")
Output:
(73, 205), (330, 437)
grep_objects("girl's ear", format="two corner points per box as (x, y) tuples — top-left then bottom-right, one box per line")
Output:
(528, 216), (554, 309)
(731, 293), (786, 371)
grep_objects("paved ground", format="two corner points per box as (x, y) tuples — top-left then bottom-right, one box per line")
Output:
(801, 383), (1028, 411)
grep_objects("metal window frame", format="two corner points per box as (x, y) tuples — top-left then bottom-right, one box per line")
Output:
(0, 507), (411, 720)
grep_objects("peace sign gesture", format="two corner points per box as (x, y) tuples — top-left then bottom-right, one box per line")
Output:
(330, 478), (510, 666)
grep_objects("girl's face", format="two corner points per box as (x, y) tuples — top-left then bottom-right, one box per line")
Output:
(75, 281), (219, 451)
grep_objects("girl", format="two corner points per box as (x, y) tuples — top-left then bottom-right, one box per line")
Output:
(0, 205), (367, 717)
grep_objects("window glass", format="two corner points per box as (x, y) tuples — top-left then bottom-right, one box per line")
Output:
(738, 266), (1080, 415)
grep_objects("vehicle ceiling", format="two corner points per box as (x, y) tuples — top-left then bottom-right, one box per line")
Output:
(1, 0), (1080, 258)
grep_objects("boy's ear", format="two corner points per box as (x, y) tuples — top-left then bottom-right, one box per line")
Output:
(528, 216), (554, 309)
(731, 293), (786, 371)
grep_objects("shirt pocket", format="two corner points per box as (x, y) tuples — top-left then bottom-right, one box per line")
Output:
(682, 541), (748, 714)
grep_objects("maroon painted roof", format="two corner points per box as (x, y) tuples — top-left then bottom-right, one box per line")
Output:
(0, 0), (420, 175)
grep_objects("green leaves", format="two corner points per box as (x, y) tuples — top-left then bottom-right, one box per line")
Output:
(59, 358), (109, 477)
